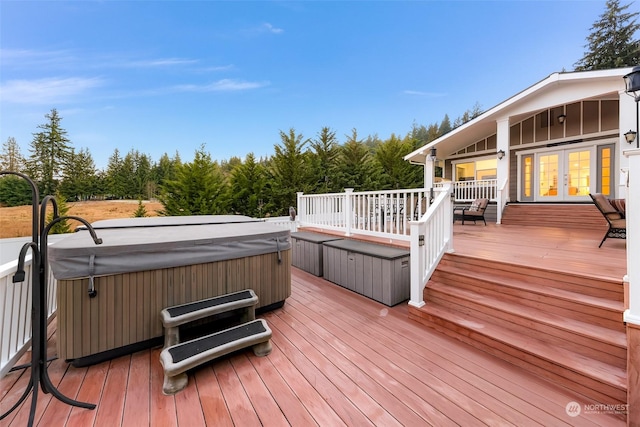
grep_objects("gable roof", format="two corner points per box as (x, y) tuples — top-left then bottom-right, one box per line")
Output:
(404, 67), (635, 164)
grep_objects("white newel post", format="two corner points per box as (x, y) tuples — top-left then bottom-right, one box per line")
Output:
(296, 192), (304, 223)
(408, 220), (425, 308)
(496, 118), (510, 224)
(624, 148), (640, 420)
(344, 188), (354, 236)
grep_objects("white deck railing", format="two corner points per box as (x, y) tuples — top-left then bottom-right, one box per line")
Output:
(439, 179), (498, 202)
(0, 253), (57, 378)
(297, 188), (432, 241)
(409, 187), (454, 307)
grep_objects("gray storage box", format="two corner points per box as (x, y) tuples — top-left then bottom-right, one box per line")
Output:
(291, 232), (342, 276)
(322, 239), (410, 306)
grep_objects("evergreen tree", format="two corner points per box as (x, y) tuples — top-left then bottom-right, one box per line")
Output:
(574, 0), (640, 70)
(0, 175), (32, 206)
(133, 199), (148, 217)
(333, 129), (380, 191)
(0, 137), (25, 172)
(229, 153), (268, 217)
(25, 109), (73, 195)
(309, 127), (340, 193)
(46, 190), (72, 234)
(375, 134), (423, 190)
(269, 128), (311, 214)
(105, 148), (128, 199)
(158, 145), (229, 215)
(59, 147), (97, 201)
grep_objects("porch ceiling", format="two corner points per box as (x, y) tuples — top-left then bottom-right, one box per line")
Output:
(405, 67), (633, 163)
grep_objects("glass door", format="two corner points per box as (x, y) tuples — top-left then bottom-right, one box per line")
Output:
(538, 153), (562, 201)
(565, 148), (592, 200)
(535, 148), (593, 201)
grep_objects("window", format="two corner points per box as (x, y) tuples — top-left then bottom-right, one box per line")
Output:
(454, 159), (497, 181)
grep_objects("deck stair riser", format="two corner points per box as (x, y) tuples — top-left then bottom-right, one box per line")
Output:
(409, 253), (627, 406)
(500, 203), (607, 229)
(431, 266), (624, 332)
(438, 255), (622, 302)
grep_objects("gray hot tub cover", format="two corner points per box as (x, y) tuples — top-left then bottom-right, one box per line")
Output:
(48, 215), (291, 280)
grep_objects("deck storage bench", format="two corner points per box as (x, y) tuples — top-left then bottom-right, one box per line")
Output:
(322, 239), (410, 306)
(48, 215), (291, 365)
(291, 232), (342, 276)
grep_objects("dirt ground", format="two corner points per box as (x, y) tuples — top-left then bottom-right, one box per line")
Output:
(0, 200), (164, 238)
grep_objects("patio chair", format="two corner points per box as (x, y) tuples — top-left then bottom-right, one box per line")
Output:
(453, 198), (489, 225)
(589, 193), (626, 248)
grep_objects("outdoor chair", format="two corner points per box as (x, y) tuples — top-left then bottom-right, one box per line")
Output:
(453, 198), (489, 225)
(589, 193), (626, 248)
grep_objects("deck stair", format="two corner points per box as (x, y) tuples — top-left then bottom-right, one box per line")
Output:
(408, 252), (627, 405)
(500, 203), (607, 229)
(159, 289), (272, 394)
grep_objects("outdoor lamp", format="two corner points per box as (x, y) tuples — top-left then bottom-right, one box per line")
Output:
(428, 147), (437, 162)
(497, 149), (505, 160)
(625, 130), (637, 144)
(623, 66), (640, 101)
(557, 114), (566, 124)
(623, 66), (640, 148)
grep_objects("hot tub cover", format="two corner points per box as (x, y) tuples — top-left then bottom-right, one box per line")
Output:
(49, 215), (291, 280)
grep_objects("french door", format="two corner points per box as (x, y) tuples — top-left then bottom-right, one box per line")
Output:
(522, 147), (594, 202)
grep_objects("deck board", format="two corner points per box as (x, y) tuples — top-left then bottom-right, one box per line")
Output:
(0, 224), (627, 426)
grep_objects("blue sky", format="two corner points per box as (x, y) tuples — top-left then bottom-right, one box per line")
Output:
(0, 1), (632, 170)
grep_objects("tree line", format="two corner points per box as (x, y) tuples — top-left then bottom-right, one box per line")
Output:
(0, 108), (466, 217)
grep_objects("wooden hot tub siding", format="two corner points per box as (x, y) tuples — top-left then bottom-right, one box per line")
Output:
(56, 250), (291, 361)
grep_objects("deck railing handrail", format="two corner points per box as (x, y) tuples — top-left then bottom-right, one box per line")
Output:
(297, 188), (433, 241)
(439, 179), (498, 202)
(0, 255), (57, 378)
(408, 185), (454, 308)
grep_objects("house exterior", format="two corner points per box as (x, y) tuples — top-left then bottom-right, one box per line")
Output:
(404, 67), (637, 211)
(405, 66), (640, 424)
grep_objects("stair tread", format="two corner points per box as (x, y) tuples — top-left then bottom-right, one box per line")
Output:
(420, 303), (627, 390)
(428, 281), (627, 348)
(435, 263), (623, 312)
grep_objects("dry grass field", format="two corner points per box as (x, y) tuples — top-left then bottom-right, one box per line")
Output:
(0, 200), (164, 238)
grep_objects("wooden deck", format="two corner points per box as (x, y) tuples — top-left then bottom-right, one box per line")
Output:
(0, 224), (627, 426)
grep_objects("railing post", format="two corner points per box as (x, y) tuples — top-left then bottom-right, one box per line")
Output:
(445, 183), (454, 252)
(296, 192), (304, 225)
(344, 188), (354, 236)
(408, 220), (425, 308)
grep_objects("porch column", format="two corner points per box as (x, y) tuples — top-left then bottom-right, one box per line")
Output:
(423, 161), (434, 190)
(624, 148), (640, 422)
(495, 118), (510, 223)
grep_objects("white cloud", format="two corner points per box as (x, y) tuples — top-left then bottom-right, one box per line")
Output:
(1, 77), (104, 104)
(174, 79), (269, 92)
(262, 23), (284, 34)
(116, 58), (199, 68)
(403, 90), (447, 97)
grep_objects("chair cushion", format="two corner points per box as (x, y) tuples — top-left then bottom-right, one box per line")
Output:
(592, 193), (621, 219)
(608, 198), (626, 218)
(610, 218), (626, 229)
(468, 200), (481, 212)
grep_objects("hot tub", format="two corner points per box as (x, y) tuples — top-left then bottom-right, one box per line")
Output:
(49, 215), (291, 365)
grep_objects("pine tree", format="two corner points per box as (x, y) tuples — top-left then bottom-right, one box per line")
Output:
(46, 190), (72, 234)
(0, 137), (25, 172)
(25, 109), (73, 195)
(229, 153), (268, 217)
(269, 128), (311, 215)
(309, 127), (340, 193)
(133, 199), (148, 217)
(574, 0), (640, 70)
(158, 145), (229, 216)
